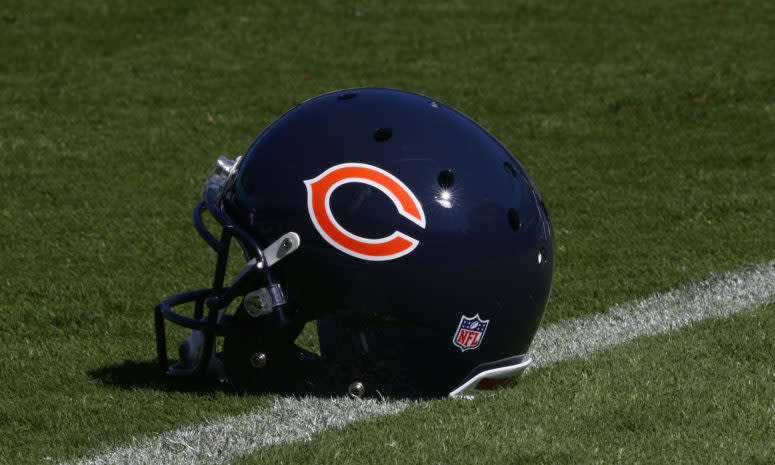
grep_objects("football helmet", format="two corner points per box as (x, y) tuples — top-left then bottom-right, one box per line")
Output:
(154, 88), (554, 398)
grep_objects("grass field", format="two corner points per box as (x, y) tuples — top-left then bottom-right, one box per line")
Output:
(1, 0), (774, 463)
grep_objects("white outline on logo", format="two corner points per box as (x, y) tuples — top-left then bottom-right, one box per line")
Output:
(452, 313), (489, 352)
(304, 163), (426, 261)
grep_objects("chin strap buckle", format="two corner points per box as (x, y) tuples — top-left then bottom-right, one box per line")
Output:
(244, 284), (286, 318)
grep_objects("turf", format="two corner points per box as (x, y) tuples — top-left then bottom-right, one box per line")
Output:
(236, 304), (775, 465)
(1, 0), (774, 463)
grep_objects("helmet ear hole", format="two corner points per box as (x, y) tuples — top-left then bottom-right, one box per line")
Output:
(294, 321), (321, 356)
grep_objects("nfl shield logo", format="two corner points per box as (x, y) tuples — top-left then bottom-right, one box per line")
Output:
(452, 314), (489, 351)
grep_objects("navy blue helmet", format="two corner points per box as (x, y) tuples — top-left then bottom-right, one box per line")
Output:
(155, 88), (554, 398)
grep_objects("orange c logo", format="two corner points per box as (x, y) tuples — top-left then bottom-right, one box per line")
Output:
(304, 163), (426, 261)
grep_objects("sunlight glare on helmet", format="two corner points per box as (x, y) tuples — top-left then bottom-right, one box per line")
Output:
(435, 189), (453, 209)
(203, 155), (240, 198)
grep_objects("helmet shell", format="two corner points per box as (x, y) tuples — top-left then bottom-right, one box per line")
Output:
(225, 88), (554, 395)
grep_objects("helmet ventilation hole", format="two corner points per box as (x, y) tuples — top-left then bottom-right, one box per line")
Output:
(437, 169), (455, 188)
(373, 127), (392, 142)
(338, 93), (357, 100)
(508, 208), (520, 232)
(504, 162), (517, 177)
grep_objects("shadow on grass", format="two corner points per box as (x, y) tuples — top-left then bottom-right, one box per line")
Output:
(89, 359), (227, 395)
(89, 359), (423, 400)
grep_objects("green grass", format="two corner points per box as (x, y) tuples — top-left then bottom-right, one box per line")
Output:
(1, 0), (774, 463)
(236, 304), (775, 465)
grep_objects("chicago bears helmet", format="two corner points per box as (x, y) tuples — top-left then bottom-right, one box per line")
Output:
(154, 88), (554, 398)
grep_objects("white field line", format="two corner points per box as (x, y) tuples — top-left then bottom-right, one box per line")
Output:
(64, 397), (409, 465)
(529, 260), (775, 369)
(65, 260), (775, 465)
